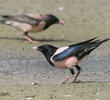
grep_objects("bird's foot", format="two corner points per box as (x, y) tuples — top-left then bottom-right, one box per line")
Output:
(27, 37), (38, 43)
(61, 81), (66, 84)
(60, 75), (74, 84)
(58, 80), (67, 84)
(71, 79), (81, 83)
(23, 34), (39, 43)
(28, 40), (38, 43)
(24, 40), (38, 43)
(29, 37), (37, 41)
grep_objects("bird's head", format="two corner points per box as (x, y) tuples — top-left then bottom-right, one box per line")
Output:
(44, 14), (64, 25)
(32, 44), (58, 57)
(32, 44), (51, 52)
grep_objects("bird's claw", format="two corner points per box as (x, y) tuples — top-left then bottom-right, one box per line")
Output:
(71, 79), (81, 83)
(29, 40), (38, 43)
(24, 40), (39, 43)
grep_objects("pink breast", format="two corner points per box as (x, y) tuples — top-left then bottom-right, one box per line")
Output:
(52, 56), (79, 69)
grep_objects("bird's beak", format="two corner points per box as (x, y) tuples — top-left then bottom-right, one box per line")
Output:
(32, 47), (38, 50)
(58, 20), (64, 25)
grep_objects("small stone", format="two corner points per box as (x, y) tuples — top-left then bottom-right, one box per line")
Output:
(50, 96), (53, 99)
(25, 96), (35, 100)
(32, 83), (38, 85)
(25, 97), (33, 100)
(58, 7), (64, 11)
(0, 92), (9, 96)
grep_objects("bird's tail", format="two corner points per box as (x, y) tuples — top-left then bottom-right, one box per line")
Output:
(1, 15), (12, 19)
(87, 38), (110, 51)
(0, 15), (12, 24)
(0, 19), (6, 24)
(77, 38), (110, 60)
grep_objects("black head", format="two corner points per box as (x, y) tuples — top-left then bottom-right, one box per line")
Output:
(32, 44), (57, 57)
(45, 14), (59, 24)
(43, 14), (64, 29)
(32, 44), (58, 66)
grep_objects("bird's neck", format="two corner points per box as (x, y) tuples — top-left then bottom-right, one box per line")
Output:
(42, 16), (54, 30)
(44, 20), (54, 30)
(43, 47), (57, 66)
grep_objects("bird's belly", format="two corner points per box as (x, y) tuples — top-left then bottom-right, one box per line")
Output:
(18, 23), (32, 32)
(53, 56), (78, 69)
(29, 21), (46, 32)
(18, 21), (45, 32)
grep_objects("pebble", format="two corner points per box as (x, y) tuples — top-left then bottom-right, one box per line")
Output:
(32, 83), (38, 85)
(58, 6), (64, 11)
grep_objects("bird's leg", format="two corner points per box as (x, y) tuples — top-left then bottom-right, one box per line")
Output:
(22, 32), (37, 43)
(61, 68), (75, 84)
(72, 65), (81, 83)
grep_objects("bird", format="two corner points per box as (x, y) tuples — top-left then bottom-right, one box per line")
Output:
(32, 38), (110, 84)
(0, 14), (64, 43)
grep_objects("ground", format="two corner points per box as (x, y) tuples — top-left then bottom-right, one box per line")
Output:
(0, 0), (110, 99)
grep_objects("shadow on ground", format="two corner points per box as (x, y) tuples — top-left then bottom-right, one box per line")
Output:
(0, 37), (71, 42)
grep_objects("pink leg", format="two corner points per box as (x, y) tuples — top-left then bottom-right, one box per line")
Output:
(22, 34), (37, 43)
(61, 75), (74, 84)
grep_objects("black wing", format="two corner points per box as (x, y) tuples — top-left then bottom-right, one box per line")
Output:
(1, 15), (42, 26)
(52, 38), (97, 61)
(52, 45), (83, 61)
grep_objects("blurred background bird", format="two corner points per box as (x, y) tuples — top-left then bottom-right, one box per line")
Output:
(0, 14), (64, 43)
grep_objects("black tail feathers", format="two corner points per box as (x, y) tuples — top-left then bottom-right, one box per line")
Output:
(0, 19), (6, 24)
(1, 15), (11, 19)
(0, 15), (11, 24)
(77, 38), (110, 60)
(88, 38), (110, 51)
(69, 37), (97, 47)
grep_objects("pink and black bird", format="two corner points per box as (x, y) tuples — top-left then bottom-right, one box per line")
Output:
(32, 38), (109, 84)
(0, 14), (64, 43)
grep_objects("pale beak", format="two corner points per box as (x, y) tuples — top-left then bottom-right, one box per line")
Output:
(32, 47), (38, 50)
(58, 20), (64, 25)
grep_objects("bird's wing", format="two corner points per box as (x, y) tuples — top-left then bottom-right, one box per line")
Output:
(52, 45), (83, 61)
(1, 15), (42, 26)
(52, 38), (98, 61)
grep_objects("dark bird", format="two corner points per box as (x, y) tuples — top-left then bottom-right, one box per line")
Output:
(32, 38), (110, 84)
(0, 14), (64, 43)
